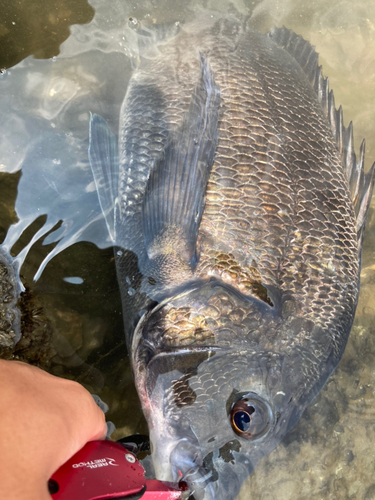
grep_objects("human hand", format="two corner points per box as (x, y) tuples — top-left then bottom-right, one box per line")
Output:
(0, 359), (107, 500)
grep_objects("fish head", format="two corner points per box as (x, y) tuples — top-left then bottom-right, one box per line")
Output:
(132, 280), (328, 499)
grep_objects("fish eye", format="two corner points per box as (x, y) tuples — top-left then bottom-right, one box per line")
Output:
(230, 396), (271, 439)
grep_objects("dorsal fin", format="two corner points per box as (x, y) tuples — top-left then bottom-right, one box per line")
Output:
(268, 26), (375, 248)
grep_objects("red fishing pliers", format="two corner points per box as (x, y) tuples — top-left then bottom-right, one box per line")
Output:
(49, 437), (189, 500)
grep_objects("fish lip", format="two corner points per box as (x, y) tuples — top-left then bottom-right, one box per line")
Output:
(169, 439), (215, 500)
(179, 465), (215, 500)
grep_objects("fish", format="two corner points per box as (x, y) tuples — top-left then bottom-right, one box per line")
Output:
(88, 13), (375, 500)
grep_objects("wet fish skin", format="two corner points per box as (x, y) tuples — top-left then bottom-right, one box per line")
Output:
(89, 14), (375, 500)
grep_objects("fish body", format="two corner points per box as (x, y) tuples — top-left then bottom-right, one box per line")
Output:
(89, 14), (375, 500)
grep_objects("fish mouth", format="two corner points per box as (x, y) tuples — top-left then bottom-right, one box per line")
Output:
(167, 437), (254, 500)
(170, 440), (215, 500)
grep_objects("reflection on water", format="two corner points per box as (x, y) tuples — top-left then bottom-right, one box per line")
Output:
(0, 0), (94, 69)
(0, 0), (375, 498)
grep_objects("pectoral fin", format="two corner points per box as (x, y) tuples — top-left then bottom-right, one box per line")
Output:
(88, 114), (119, 242)
(142, 55), (220, 268)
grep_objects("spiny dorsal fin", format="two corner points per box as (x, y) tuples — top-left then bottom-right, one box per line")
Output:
(268, 26), (375, 247)
(267, 26), (319, 87)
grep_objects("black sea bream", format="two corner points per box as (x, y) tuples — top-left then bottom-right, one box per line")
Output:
(89, 14), (375, 500)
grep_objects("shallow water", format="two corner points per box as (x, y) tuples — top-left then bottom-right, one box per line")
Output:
(0, 0), (375, 498)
